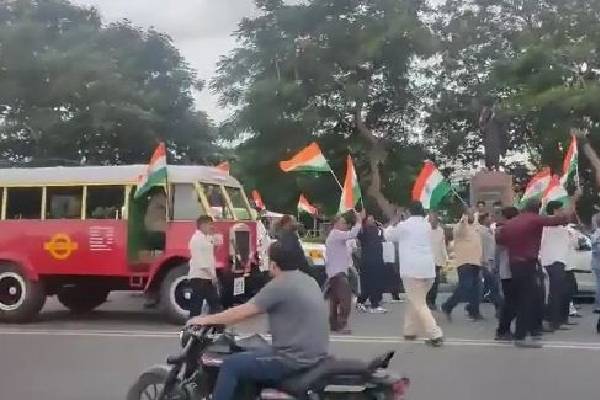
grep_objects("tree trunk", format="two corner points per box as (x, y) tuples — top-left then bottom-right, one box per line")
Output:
(355, 107), (396, 218)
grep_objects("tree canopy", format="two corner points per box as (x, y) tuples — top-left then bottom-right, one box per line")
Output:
(213, 0), (433, 216)
(4, 0), (600, 216)
(0, 0), (215, 166)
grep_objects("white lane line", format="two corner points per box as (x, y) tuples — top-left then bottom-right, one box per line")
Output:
(1, 329), (600, 350)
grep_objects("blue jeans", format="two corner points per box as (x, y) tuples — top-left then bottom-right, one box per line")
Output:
(444, 264), (481, 317)
(482, 268), (503, 310)
(213, 349), (297, 400)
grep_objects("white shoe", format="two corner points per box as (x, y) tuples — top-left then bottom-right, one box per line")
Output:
(569, 302), (579, 317)
(356, 303), (368, 313)
(388, 298), (405, 304)
(368, 306), (388, 314)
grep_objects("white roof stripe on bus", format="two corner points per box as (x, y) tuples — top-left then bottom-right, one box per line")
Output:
(0, 165), (241, 187)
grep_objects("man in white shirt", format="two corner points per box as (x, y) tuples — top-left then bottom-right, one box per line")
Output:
(539, 201), (574, 331)
(426, 212), (448, 310)
(188, 216), (223, 317)
(325, 210), (364, 334)
(385, 202), (444, 346)
(256, 215), (271, 272)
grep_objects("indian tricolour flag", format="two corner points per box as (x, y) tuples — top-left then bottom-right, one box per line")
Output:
(135, 143), (167, 199)
(560, 134), (578, 188)
(411, 161), (451, 210)
(298, 194), (318, 215)
(280, 142), (331, 173)
(542, 175), (569, 210)
(520, 166), (551, 205)
(338, 155), (362, 213)
(251, 190), (265, 210)
(216, 161), (230, 175)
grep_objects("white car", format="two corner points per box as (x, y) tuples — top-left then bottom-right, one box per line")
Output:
(568, 225), (595, 297)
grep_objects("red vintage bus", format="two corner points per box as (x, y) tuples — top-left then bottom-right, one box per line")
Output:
(0, 165), (257, 323)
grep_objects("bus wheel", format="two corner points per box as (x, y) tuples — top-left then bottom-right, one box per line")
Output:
(159, 264), (192, 325)
(0, 263), (46, 323)
(57, 286), (108, 314)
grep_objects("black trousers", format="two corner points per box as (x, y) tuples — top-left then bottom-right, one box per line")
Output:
(544, 262), (566, 329)
(560, 271), (578, 323)
(189, 278), (222, 317)
(384, 262), (403, 298)
(532, 266), (546, 334)
(510, 261), (538, 340)
(426, 266), (443, 306)
(497, 278), (517, 335)
(357, 266), (384, 308)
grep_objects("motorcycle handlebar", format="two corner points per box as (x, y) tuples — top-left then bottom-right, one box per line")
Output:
(184, 324), (225, 337)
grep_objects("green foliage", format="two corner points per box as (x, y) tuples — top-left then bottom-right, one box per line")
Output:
(0, 0), (215, 166)
(213, 0), (434, 215)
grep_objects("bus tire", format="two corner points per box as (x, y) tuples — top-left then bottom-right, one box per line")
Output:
(0, 263), (46, 323)
(159, 264), (191, 325)
(57, 286), (108, 314)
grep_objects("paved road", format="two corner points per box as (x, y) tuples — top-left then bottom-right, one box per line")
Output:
(1, 293), (600, 400)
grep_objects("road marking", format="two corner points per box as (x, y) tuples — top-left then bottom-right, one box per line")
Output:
(1, 328), (600, 350)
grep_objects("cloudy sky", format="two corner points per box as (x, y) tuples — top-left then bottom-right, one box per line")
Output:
(72, 0), (259, 122)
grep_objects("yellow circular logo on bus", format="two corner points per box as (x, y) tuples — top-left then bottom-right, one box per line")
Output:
(44, 234), (78, 260)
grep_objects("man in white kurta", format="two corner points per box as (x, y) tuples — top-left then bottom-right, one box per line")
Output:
(385, 203), (444, 346)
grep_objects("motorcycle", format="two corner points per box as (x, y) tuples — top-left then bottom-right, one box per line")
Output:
(127, 325), (409, 400)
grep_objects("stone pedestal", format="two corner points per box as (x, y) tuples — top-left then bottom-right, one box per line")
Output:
(470, 170), (514, 210)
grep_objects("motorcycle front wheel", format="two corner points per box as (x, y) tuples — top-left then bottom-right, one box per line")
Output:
(126, 366), (191, 400)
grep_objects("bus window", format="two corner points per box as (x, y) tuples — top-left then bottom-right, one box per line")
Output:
(224, 186), (251, 220)
(86, 186), (125, 219)
(5, 187), (43, 219)
(204, 184), (232, 220)
(172, 183), (207, 220)
(46, 187), (83, 219)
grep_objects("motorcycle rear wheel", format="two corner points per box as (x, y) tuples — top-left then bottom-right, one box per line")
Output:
(127, 367), (191, 400)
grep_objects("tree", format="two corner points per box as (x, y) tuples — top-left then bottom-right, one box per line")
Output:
(424, 0), (532, 168)
(492, 0), (600, 171)
(213, 0), (434, 217)
(0, 0), (215, 166)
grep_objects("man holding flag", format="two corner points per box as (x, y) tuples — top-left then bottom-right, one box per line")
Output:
(325, 210), (365, 334)
(497, 189), (581, 348)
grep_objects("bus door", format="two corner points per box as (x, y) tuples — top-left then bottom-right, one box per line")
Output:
(127, 185), (167, 265)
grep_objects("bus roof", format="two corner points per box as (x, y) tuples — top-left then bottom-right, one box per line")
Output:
(0, 165), (242, 187)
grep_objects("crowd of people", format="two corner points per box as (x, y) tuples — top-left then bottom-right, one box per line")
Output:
(186, 133), (600, 353)
(322, 193), (597, 348)
(187, 195), (598, 350)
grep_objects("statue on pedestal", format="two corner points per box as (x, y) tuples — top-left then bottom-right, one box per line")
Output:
(479, 105), (507, 170)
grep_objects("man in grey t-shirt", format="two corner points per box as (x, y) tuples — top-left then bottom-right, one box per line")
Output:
(188, 241), (329, 400)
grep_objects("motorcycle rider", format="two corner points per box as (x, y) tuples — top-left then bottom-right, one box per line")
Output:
(187, 240), (330, 400)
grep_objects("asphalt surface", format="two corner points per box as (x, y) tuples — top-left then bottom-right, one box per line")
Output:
(1, 292), (600, 400)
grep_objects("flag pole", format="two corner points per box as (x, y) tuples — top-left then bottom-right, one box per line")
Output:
(451, 187), (468, 207)
(330, 170), (343, 191)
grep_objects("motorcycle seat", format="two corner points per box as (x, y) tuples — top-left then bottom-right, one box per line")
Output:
(233, 334), (270, 352)
(277, 357), (370, 396)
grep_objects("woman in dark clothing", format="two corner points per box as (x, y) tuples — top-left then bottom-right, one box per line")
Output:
(356, 216), (386, 313)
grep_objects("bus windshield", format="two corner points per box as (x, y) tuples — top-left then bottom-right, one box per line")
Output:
(224, 186), (251, 220)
